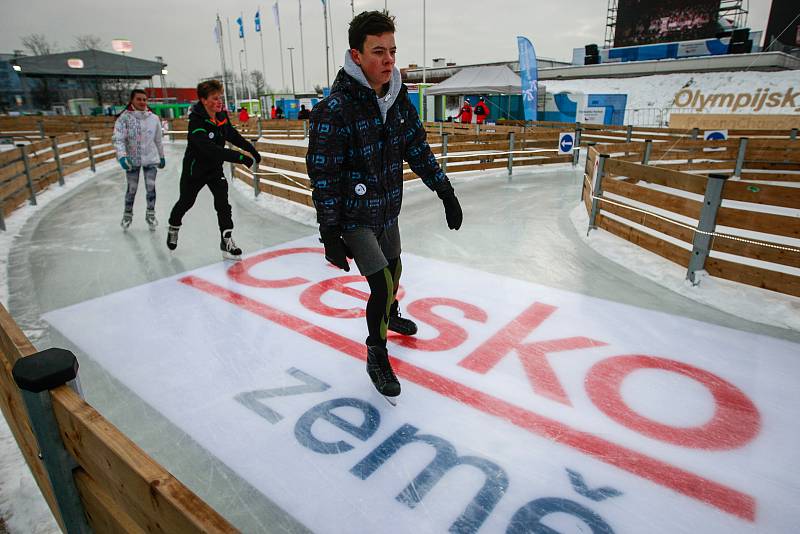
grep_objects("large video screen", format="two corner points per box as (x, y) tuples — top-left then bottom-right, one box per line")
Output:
(764, 0), (800, 48)
(614, 0), (722, 48)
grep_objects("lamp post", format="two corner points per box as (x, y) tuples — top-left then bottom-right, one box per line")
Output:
(287, 47), (296, 95)
(155, 55), (168, 102)
(238, 49), (246, 104)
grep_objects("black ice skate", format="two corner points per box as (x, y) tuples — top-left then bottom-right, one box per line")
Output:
(367, 345), (400, 404)
(120, 211), (133, 231)
(145, 209), (158, 231)
(388, 308), (418, 336)
(166, 225), (180, 250)
(220, 229), (242, 261)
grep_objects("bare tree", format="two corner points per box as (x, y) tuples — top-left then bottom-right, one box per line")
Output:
(74, 34), (103, 50)
(249, 70), (265, 95)
(313, 84), (323, 95)
(21, 33), (57, 55)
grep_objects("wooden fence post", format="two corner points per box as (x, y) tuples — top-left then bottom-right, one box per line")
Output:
(50, 136), (65, 186)
(441, 133), (448, 174)
(18, 144), (37, 206)
(507, 132), (515, 179)
(12, 348), (92, 534)
(733, 137), (748, 179)
(83, 131), (95, 172)
(641, 139), (653, 165)
(587, 154), (608, 232)
(687, 173), (728, 285)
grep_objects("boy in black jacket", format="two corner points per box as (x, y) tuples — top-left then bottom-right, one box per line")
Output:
(167, 80), (261, 260)
(306, 11), (463, 401)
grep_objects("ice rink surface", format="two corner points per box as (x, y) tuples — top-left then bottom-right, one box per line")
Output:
(9, 144), (800, 533)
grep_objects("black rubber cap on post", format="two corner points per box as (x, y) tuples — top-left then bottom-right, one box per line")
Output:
(12, 348), (79, 393)
(708, 173), (730, 180)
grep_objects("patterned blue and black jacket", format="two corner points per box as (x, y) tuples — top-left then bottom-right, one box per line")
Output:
(306, 69), (453, 231)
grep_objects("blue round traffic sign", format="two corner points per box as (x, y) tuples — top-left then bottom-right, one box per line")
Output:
(560, 134), (574, 152)
(705, 131), (726, 141)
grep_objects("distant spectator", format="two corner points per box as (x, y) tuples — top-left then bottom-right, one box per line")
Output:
(276, 106), (284, 119)
(297, 104), (311, 120)
(238, 106), (250, 124)
(454, 99), (472, 124)
(270, 105), (277, 119)
(474, 97), (489, 124)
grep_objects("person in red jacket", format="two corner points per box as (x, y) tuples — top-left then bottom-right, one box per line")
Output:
(454, 98), (472, 123)
(238, 106), (250, 124)
(474, 96), (489, 124)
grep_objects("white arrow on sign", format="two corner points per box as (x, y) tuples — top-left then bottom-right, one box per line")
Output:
(558, 133), (575, 155)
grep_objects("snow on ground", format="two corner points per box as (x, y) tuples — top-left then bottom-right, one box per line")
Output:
(570, 204), (800, 332)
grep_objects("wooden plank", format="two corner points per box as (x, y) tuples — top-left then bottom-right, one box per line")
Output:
(711, 234), (800, 269)
(260, 155), (307, 175)
(604, 158), (707, 195)
(255, 141), (307, 158)
(740, 172), (800, 182)
(0, 174), (28, 200)
(669, 114), (800, 131)
(599, 198), (695, 244)
(74, 470), (147, 534)
(705, 257), (800, 298)
(602, 177), (703, 219)
(52, 387), (237, 533)
(722, 180), (800, 208)
(0, 304), (65, 531)
(0, 160), (25, 182)
(0, 149), (22, 166)
(716, 207), (800, 240)
(596, 213), (691, 267)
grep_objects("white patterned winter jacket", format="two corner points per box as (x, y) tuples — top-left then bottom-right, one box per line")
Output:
(112, 108), (164, 167)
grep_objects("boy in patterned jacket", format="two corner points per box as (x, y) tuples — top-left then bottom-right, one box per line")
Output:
(306, 10), (463, 402)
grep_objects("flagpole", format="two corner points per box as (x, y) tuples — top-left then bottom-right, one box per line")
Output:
(323, 0), (330, 88)
(258, 6), (267, 99)
(215, 15), (229, 110)
(241, 12), (253, 102)
(298, 0), (306, 93)
(227, 16), (239, 108)
(275, 1), (286, 91)
(328, 0), (336, 78)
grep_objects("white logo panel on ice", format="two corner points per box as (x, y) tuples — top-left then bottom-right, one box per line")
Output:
(43, 236), (800, 533)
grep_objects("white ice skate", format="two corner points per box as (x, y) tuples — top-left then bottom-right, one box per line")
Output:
(120, 211), (133, 231)
(145, 209), (158, 231)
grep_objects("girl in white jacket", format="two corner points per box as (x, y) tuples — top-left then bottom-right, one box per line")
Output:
(112, 89), (165, 230)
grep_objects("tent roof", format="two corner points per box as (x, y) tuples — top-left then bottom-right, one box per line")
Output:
(425, 65), (521, 96)
(10, 50), (163, 79)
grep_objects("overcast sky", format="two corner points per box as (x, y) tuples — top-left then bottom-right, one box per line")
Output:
(1, 0), (776, 91)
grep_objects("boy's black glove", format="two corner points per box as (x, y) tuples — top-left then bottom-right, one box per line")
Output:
(238, 153), (254, 167)
(250, 149), (262, 165)
(437, 187), (463, 230)
(319, 225), (352, 271)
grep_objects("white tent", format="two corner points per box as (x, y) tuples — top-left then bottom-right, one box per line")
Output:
(425, 65), (522, 96)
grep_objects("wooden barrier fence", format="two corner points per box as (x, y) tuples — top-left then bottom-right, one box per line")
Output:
(581, 145), (800, 297)
(232, 132), (575, 206)
(0, 303), (236, 532)
(0, 132), (116, 227)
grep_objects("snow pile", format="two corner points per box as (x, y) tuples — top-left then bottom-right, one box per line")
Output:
(543, 70), (800, 114)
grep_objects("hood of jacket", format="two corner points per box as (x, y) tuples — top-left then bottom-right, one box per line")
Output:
(340, 50), (402, 123)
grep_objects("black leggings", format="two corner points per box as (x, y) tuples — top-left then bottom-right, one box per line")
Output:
(365, 257), (401, 347)
(168, 172), (233, 233)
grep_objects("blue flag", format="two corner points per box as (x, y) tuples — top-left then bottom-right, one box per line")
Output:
(236, 16), (244, 38)
(517, 36), (538, 122)
(255, 10), (261, 32)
